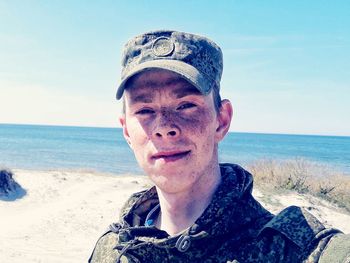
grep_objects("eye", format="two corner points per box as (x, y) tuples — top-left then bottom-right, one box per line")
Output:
(177, 103), (196, 110)
(135, 108), (155, 115)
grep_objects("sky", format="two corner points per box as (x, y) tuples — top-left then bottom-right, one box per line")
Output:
(0, 0), (349, 136)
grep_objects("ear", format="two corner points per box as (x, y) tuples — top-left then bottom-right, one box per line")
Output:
(119, 115), (132, 148)
(215, 99), (233, 142)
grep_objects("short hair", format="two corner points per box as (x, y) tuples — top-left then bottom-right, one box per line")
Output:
(212, 84), (222, 113)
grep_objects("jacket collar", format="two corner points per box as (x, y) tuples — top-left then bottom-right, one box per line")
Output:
(120, 163), (272, 240)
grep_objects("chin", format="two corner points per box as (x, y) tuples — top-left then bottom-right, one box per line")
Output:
(155, 181), (192, 194)
(148, 170), (196, 192)
(145, 163), (185, 175)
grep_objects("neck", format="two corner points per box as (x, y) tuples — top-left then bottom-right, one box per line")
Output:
(155, 162), (221, 236)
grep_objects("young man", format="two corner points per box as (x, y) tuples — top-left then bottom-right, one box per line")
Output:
(89, 30), (350, 262)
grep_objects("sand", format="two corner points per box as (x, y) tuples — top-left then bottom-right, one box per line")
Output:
(1, 170), (349, 263)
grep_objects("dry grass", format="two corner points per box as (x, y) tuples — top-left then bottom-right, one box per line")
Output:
(247, 159), (350, 212)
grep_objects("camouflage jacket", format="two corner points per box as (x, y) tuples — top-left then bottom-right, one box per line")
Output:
(89, 163), (350, 263)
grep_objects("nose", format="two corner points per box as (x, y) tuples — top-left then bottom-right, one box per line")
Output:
(153, 112), (181, 139)
(155, 126), (179, 138)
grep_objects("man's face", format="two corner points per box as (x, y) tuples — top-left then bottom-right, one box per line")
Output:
(120, 69), (231, 194)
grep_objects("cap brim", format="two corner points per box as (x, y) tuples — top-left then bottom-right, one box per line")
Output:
(116, 59), (212, 100)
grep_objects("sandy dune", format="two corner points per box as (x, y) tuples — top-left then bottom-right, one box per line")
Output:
(1, 170), (349, 263)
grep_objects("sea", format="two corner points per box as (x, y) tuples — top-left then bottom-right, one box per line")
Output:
(0, 123), (349, 175)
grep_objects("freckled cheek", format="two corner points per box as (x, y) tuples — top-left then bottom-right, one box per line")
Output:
(177, 110), (216, 135)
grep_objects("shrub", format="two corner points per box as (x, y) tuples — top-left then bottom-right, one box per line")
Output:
(0, 168), (26, 200)
(247, 159), (350, 212)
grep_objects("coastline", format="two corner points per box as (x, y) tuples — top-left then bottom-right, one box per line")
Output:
(1, 169), (349, 263)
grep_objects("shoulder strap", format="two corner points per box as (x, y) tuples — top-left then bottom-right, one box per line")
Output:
(259, 206), (326, 249)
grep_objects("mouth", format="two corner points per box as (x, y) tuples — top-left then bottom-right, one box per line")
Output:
(151, 150), (191, 162)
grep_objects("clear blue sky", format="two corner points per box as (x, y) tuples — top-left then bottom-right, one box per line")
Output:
(1, 0), (349, 136)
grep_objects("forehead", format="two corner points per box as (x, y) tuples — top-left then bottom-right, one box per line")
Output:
(124, 69), (202, 101)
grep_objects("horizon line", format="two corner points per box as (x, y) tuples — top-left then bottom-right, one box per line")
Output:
(1, 122), (349, 138)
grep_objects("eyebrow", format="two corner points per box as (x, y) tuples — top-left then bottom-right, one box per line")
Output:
(129, 93), (154, 104)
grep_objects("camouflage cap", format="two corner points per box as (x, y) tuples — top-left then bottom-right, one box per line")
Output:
(116, 30), (223, 100)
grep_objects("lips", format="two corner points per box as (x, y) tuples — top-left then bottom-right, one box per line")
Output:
(151, 150), (191, 162)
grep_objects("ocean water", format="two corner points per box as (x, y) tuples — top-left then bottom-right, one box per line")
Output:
(0, 124), (349, 175)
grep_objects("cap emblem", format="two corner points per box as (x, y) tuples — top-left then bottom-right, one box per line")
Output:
(152, 37), (174, 57)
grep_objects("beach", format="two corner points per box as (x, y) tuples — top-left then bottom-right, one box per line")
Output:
(0, 170), (149, 263)
(1, 169), (349, 263)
